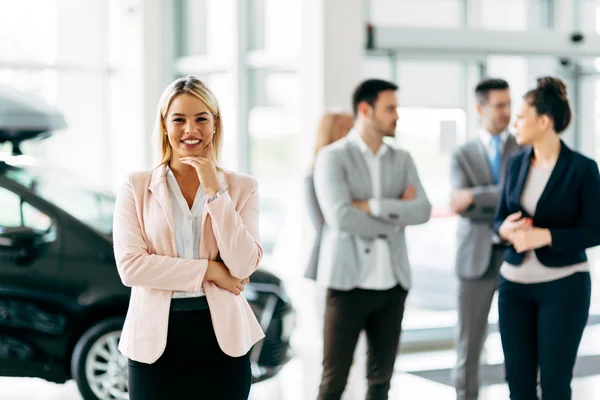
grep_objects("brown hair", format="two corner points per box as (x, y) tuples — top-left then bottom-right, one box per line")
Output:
(524, 76), (572, 134)
(312, 112), (353, 167)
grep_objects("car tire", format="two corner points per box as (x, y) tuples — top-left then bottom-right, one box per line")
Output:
(71, 317), (128, 400)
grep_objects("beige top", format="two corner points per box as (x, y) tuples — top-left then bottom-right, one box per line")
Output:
(500, 165), (589, 283)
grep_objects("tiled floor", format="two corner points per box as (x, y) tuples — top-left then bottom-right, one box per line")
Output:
(2, 276), (600, 400)
(2, 326), (599, 399)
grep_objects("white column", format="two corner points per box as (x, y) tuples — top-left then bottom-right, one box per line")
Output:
(140, 0), (175, 168)
(301, 0), (364, 156)
(107, 0), (173, 191)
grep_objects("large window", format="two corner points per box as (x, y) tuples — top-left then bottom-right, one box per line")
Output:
(0, 0), (124, 188)
(369, 0), (465, 28)
(248, 69), (302, 254)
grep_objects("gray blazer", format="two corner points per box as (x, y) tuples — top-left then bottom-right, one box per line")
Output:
(451, 135), (520, 279)
(313, 137), (432, 290)
(304, 172), (323, 280)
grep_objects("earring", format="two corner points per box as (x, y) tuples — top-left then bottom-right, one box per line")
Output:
(164, 131), (167, 135)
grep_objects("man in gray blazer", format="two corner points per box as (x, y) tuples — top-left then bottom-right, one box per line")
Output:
(450, 78), (520, 400)
(314, 79), (431, 400)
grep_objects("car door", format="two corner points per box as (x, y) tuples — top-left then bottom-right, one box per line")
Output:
(0, 183), (66, 377)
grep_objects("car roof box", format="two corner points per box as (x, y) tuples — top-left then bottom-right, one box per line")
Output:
(0, 86), (67, 154)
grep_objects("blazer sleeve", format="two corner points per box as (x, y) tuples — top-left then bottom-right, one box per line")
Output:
(206, 181), (263, 280)
(376, 154), (432, 226)
(548, 160), (600, 251)
(113, 175), (207, 291)
(314, 148), (398, 239)
(305, 173), (324, 231)
(450, 149), (500, 222)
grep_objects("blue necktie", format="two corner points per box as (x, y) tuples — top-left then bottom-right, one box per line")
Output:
(489, 136), (502, 184)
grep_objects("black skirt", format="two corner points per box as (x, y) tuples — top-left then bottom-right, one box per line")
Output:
(128, 301), (251, 400)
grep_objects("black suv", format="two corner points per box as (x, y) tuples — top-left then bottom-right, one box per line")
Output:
(0, 90), (295, 400)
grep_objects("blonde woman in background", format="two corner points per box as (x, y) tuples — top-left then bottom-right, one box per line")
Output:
(304, 112), (354, 280)
(113, 76), (263, 399)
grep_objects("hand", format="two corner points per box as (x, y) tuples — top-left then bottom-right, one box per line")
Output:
(498, 212), (532, 241)
(204, 261), (247, 295)
(401, 185), (416, 200)
(352, 200), (371, 213)
(509, 228), (552, 253)
(450, 189), (473, 213)
(179, 142), (221, 196)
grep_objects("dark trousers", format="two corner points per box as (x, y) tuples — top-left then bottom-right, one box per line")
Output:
(317, 285), (408, 400)
(128, 308), (251, 400)
(498, 272), (591, 400)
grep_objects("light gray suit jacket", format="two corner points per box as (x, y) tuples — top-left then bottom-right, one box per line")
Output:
(451, 134), (520, 279)
(304, 172), (323, 280)
(313, 137), (432, 290)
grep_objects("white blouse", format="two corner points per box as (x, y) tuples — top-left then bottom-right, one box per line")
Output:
(166, 167), (207, 298)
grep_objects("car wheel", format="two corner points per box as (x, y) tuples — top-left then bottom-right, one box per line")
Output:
(71, 317), (129, 400)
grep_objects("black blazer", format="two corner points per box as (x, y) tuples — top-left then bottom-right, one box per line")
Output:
(493, 141), (600, 267)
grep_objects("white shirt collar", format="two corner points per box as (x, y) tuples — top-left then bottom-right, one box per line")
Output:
(479, 128), (508, 149)
(350, 129), (389, 158)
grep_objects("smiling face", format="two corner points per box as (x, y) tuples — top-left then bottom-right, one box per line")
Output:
(164, 93), (217, 159)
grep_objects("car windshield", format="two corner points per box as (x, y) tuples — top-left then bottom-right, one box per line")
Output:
(5, 165), (115, 236)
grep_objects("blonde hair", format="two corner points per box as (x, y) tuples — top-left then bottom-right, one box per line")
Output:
(312, 112), (353, 167)
(154, 76), (223, 167)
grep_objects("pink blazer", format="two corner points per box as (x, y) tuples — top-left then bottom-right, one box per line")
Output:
(113, 165), (265, 363)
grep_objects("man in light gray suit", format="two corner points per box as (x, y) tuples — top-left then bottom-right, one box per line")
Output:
(314, 79), (431, 400)
(450, 78), (520, 400)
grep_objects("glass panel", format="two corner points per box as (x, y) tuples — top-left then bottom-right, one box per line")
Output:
(177, 0), (208, 57)
(480, 0), (552, 31)
(22, 203), (52, 232)
(248, 69), (301, 255)
(370, 0), (464, 28)
(396, 61), (465, 108)
(177, 0), (234, 59)
(6, 167), (115, 235)
(55, 0), (105, 65)
(0, 187), (22, 227)
(247, 0), (301, 56)
(204, 73), (237, 170)
(0, 0), (57, 63)
(394, 107), (467, 330)
(579, 0), (600, 32)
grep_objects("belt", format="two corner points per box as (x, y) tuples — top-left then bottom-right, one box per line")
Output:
(170, 296), (209, 312)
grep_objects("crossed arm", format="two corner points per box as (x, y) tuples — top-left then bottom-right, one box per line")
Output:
(450, 150), (501, 223)
(314, 150), (431, 238)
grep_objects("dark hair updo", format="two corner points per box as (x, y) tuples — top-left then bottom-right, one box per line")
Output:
(524, 76), (571, 134)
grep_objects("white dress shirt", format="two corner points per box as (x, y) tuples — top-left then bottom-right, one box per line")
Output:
(352, 133), (398, 291)
(479, 128), (509, 155)
(166, 167), (207, 298)
(500, 166), (589, 284)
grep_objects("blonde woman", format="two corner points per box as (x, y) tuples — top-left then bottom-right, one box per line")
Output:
(113, 76), (263, 399)
(305, 112), (353, 280)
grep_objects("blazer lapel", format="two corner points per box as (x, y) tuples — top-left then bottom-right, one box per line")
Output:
(474, 141), (494, 184)
(346, 140), (373, 196)
(381, 147), (396, 195)
(537, 140), (571, 206)
(148, 165), (177, 252)
(514, 146), (533, 206)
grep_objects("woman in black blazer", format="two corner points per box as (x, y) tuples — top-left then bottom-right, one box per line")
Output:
(494, 77), (600, 399)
